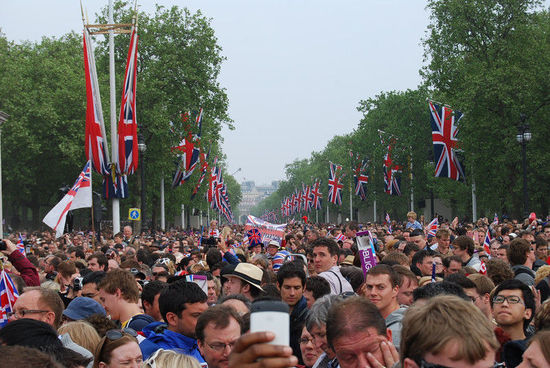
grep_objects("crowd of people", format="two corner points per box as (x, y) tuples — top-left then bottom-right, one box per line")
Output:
(1, 211), (550, 368)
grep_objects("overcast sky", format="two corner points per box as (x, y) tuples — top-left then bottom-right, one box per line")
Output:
(3, 0), (430, 186)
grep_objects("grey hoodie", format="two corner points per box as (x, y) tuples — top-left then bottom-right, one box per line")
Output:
(385, 306), (407, 350)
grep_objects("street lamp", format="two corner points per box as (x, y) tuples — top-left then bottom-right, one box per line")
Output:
(0, 111), (8, 237)
(516, 114), (531, 218)
(138, 134), (147, 230)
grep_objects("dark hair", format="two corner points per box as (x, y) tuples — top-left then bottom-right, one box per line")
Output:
(326, 296), (386, 349)
(340, 266), (365, 292)
(276, 262), (306, 287)
(141, 280), (168, 307)
(392, 265), (418, 287)
(311, 237), (340, 257)
(453, 236), (475, 256)
(206, 248), (223, 269)
(159, 280), (207, 321)
(410, 229), (424, 238)
(82, 271), (106, 286)
(507, 238), (531, 266)
(46, 256), (62, 270)
(344, 221), (359, 232)
(444, 273), (477, 289)
(412, 281), (470, 302)
(218, 294), (252, 312)
(87, 253), (108, 271)
(442, 255), (463, 269)
(0, 318), (62, 349)
(0, 345), (63, 368)
(490, 279), (535, 331)
(403, 242), (420, 256)
(305, 276), (331, 300)
(366, 264), (399, 287)
(411, 249), (434, 277)
(484, 258), (514, 285)
(84, 314), (118, 338)
(195, 305), (244, 342)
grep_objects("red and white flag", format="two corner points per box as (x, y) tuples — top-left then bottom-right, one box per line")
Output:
(117, 26), (139, 175)
(43, 162), (92, 238)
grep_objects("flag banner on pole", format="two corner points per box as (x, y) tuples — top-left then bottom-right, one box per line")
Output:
(16, 233), (26, 257)
(385, 213), (392, 234)
(43, 161), (92, 238)
(328, 162), (343, 205)
(483, 230), (493, 256)
(353, 159), (368, 201)
(311, 179), (323, 210)
(0, 269), (19, 327)
(356, 230), (377, 276)
(117, 26), (139, 176)
(103, 173), (128, 199)
(383, 143), (402, 196)
(190, 148), (210, 200)
(83, 29), (110, 177)
(428, 100), (466, 181)
(426, 217), (439, 238)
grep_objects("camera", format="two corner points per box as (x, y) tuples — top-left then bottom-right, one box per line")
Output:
(73, 277), (83, 292)
(0, 241), (6, 251)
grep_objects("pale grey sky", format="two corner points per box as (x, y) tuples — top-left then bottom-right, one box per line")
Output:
(3, 0), (429, 186)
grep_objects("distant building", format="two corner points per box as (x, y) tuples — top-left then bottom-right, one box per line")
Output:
(238, 180), (279, 222)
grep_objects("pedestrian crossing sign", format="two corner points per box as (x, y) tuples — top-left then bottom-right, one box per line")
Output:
(129, 208), (141, 221)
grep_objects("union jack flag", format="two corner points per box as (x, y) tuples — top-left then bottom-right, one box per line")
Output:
(83, 29), (110, 177)
(117, 26), (139, 176)
(383, 144), (402, 196)
(16, 233), (25, 257)
(428, 101), (465, 181)
(190, 147), (210, 200)
(483, 230), (493, 256)
(353, 159), (368, 201)
(426, 217), (439, 238)
(385, 213), (392, 234)
(328, 162), (343, 205)
(493, 213), (499, 225)
(246, 228), (262, 246)
(304, 184), (313, 212)
(311, 179), (323, 210)
(0, 269), (19, 327)
(172, 133), (201, 188)
(293, 191), (300, 214)
(334, 233), (346, 242)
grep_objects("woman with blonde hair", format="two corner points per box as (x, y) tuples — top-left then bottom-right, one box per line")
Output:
(143, 349), (201, 368)
(58, 321), (101, 356)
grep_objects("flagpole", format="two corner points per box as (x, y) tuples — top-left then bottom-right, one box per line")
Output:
(91, 198), (96, 251)
(472, 180), (477, 222)
(108, 0), (120, 235)
(410, 154), (414, 212)
(160, 178), (165, 231)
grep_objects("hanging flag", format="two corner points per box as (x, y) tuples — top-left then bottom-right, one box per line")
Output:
(0, 269), (19, 328)
(83, 29), (110, 177)
(383, 143), (402, 196)
(428, 100), (465, 181)
(426, 217), (439, 238)
(483, 230), (493, 256)
(117, 26), (139, 176)
(190, 147), (210, 200)
(328, 162), (343, 205)
(353, 159), (368, 201)
(304, 184), (313, 212)
(172, 133), (201, 188)
(311, 179), (323, 210)
(493, 213), (499, 225)
(43, 161), (93, 238)
(385, 213), (392, 234)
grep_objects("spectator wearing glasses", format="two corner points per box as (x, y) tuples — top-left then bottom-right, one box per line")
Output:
(508, 238), (536, 286)
(491, 280), (535, 358)
(151, 258), (173, 283)
(196, 305), (244, 368)
(298, 325), (323, 368)
(93, 328), (142, 368)
(81, 271), (106, 304)
(401, 295), (500, 368)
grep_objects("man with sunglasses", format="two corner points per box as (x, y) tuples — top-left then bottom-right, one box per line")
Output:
(196, 305), (244, 368)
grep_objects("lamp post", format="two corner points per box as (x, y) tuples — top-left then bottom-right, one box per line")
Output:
(138, 134), (147, 230)
(0, 111), (8, 237)
(516, 114), (531, 219)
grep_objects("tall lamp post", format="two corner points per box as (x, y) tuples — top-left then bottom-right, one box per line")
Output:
(0, 111), (8, 237)
(138, 134), (147, 231)
(516, 114), (531, 219)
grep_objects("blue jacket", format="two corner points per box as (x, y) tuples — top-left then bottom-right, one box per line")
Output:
(140, 322), (205, 363)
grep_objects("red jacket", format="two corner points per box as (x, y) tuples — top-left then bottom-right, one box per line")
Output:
(8, 250), (40, 287)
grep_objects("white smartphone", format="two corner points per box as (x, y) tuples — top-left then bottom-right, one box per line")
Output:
(250, 300), (290, 346)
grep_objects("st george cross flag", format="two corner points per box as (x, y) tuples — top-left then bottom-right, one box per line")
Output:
(0, 269), (19, 327)
(43, 161), (92, 238)
(117, 26), (139, 176)
(426, 217), (439, 238)
(428, 101), (465, 181)
(483, 230), (493, 256)
(328, 162), (343, 205)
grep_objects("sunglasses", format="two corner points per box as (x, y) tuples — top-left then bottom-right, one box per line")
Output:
(106, 328), (138, 340)
(152, 272), (169, 277)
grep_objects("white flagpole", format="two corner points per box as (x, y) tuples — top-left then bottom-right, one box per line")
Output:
(160, 178), (165, 231)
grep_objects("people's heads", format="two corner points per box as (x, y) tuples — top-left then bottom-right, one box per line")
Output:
(0, 318), (63, 350)
(406, 211), (417, 222)
(485, 258), (514, 285)
(304, 276), (331, 309)
(435, 229), (451, 249)
(196, 305), (244, 368)
(442, 255), (463, 277)
(466, 273), (495, 318)
(496, 244), (509, 263)
(489, 239), (502, 257)
(518, 330), (550, 368)
(365, 265), (399, 316)
(266, 240), (280, 257)
(93, 328), (142, 368)
(411, 250), (433, 277)
(452, 235), (475, 259)
(222, 263), (264, 301)
(534, 236), (548, 261)
(306, 294), (344, 357)
(143, 349), (201, 368)
(141, 280), (168, 322)
(401, 295), (499, 368)
(58, 320), (101, 355)
(534, 299), (550, 331)
(0, 345), (64, 368)
(409, 229), (426, 249)
(81, 271), (106, 303)
(507, 238), (535, 267)
(344, 221), (358, 239)
(44, 255), (61, 274)
(218, 294), (252, 317)
(97, 269), (139, 321)
(123, 226), (133, 239)
(412, 281), (470, 305)
(87, 253), (108, 272)
(159, 280), (208, 338)
(490, 279), (535, 332)
(62, 296), (106, 322)
(326, 296), (390, 368)
(276, 262), (306, 309)
(11, 287), (64, 329)
(393, 265), (418, 306)
(311, 238), (339, 274)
